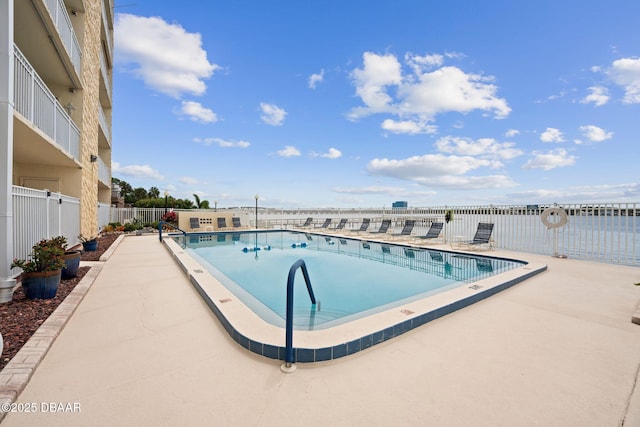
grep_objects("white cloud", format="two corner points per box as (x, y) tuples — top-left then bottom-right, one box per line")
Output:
(319, 148), (342, 159)
(435, 136), (523, 161)
(381, 119), (437, 135)
(349, 52), (402, 116)
(112, 162), (164, 180)
(348, 52), (510, 125)
(260, 102), (287, 126)
(607, 57), (640, 104)
(193, 137), (250, 148)
(522, 148), (576, 170)
(114, 14), (218, 98)
(505, 129), (520, 137)
(578, 125), (613, 143)
(540, 127), (565, 143)
(179, 176), (200, 185)
(179, 101), (218, 123)
(308, 69), (325, 89)
(277, 146), (301, 157)
(367, 154), (516, 189)
(507, 183), (640, 203)
(581, 86), (609, 107)
(404, 52), (444, 74)
(333, 185), (406, 195)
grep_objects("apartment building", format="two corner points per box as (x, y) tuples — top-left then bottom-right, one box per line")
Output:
(0, 0), (113, 291)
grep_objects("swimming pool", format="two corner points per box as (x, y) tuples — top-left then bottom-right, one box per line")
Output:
(182, 231), (525, 330)
(164, 230), (546, 362)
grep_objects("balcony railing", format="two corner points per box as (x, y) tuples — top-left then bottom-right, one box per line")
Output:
(97, 156), (111, 186)
(98, 104), (111, 144)
(99, 48), (112, 102)
(43, 0), (82, 76)
(13, 45), (80, 161)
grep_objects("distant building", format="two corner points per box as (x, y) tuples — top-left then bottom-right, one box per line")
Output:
(392, 201), (408, 209)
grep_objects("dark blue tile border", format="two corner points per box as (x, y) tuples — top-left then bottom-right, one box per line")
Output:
(177, 240), (546, 364)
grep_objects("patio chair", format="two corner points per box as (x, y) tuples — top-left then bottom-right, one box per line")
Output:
(368, 219), (391, 235)
(299, 217), (313, 228)
(413, 222), (444, 243)
(217, 217), (228, 230)
(387, 219), (416, 239)
(460, 222), (494, 250)
(345, 218), (371, 234)
(334, 218), (348, 231)
(315, 218), (332, 229)
(232, 217), (248, 229)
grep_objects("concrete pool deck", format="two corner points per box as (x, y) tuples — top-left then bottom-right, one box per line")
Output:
(1, 234), (640, 426)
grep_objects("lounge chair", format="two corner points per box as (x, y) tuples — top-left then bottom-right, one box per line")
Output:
(345, 218), (371, 234)
(368, 219), (391, 235)
(315, 218), (332, 229)
(459, 222), (494, 250)
(412, 222), (444, 243)
(217, 217), (228, 230)
(387, 219), (416, 239)
(333, 218), (348, 231)
(299, 217), (313, 228)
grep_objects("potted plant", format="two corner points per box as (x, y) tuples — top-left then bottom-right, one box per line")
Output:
(79, 234), (99, 252)
(51, 236), (81, 279)
(11, 238), (65, 299)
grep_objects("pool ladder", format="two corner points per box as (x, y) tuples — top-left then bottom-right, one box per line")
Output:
(281, 259), (317, 373)
(158, 221), (187, 246)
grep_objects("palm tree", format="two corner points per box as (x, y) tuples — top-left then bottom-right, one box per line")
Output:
(193, 194), (202, 209)
(148, 186), (160, 199)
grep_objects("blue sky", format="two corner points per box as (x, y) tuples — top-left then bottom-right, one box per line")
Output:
(111, 1), (640, 208)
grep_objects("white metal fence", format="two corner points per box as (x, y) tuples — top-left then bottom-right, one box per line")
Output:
(12, 186), (81, 274)
(116, 203), (639, 266)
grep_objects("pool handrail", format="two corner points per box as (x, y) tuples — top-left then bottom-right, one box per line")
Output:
(283, 259), (317, 372)
(158, 221), (188, 246)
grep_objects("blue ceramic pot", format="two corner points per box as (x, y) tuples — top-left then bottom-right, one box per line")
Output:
(82, 240), (98, 251)
(21, 270), (61, 299)
(62, 251), (81, 279)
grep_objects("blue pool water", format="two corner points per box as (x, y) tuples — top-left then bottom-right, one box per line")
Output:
(180, 231), (525, 330)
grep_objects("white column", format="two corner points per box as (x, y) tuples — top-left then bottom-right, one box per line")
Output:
(0, 0), (16, 291)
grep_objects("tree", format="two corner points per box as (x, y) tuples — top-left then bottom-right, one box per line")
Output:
(193, 194), (211, 209)
(133, 187), (148, 201)
(148, 186), (160, 199)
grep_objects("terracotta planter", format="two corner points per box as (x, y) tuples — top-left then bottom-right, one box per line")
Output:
(62, 250), (81, 279)
(82, 240), (98, 251)
(21, 270), (61, 300)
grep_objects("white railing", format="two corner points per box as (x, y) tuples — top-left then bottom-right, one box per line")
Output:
(43, 0), (82, 76)
(98, 202), (111, 229)
(12, 186), (81, 275)
(99, 49), (112, 102)
(13, 46), (81, 160)
(111, 203), (639, 266)
(109, 207), (168, 225)
(98, 104), (111, 143)
(101, 0), (114, 56)
(97, 156), (110, 185)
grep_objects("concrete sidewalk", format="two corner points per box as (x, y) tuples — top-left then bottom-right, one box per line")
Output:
(2, 234), (640, 426)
